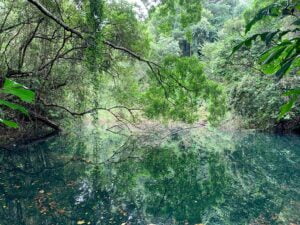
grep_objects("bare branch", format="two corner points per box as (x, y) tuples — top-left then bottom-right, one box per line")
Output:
(50, 80), (68, 90)
(0, 18), (41, 33)
(6, 69), (33, 78)
(40, 99), (141, 117)
(103, 40), (160, 67)
(19, 18), (44, 69)
(0, 4), (13, 32)
(29, 111), (61, 131)
(38, 46), (86, 71)
(2, 24), (26, 68)
(27, 0), (83, 38)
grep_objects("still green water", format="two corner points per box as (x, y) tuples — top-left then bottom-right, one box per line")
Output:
(0, 128), (299, 225)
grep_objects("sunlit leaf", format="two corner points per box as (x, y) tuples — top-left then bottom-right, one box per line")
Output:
(261, 63), (280, 75)
(259, 46), (286, 65)
(0, 99), (28, 115)
(278, 95), (297, 119)
(275, 58), (294, 79)
(0, 119), (19, 128)
(284, 89), (300, 96)
(1, 79), (35, 103)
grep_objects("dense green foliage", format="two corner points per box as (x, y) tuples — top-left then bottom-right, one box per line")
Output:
(201, 0), (299, 130)
(0, 0), (226, 133)
(142, 56), (225, 123)
(0, 0), (299, 134)
(0, 1), (300, 224)
(232, 0), (300, 119)
(0, 79), (35, 127)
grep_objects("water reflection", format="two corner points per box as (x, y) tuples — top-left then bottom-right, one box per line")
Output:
(0, 129), (299, 225)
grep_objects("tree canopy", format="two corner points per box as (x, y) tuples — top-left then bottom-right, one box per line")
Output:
(0, 0), (299, 134)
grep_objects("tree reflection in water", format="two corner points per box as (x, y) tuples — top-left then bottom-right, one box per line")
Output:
(0, 129), (299, 225)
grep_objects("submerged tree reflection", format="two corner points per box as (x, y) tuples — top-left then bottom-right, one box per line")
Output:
(0, 129), (299, 225)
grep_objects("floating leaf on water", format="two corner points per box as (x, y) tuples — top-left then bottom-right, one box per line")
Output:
(57, 209), (66, 214)
(77, 220), (85, 225)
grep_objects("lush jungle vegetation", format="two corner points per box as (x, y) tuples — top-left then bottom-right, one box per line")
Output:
(0, 0), (299, 140)
(0, 1), (300, 224)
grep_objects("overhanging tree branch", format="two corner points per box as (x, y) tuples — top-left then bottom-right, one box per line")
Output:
(103, 40), (160, 67)
(41, 101), (141, 117)
(26, 0), (160, 67)
(29, 111), (61, 131)
(27, 0), (83, 38)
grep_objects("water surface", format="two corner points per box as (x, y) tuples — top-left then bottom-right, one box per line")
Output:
(0, 128), (299, 225)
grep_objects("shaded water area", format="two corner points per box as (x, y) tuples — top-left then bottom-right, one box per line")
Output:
(0, 127), (299, 225)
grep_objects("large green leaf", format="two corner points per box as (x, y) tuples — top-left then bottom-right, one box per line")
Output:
(0, 99), (28, 115)
(231, 32), (285, 57)
(245, 1), (298, 34)
(293, 57), (300, 67)
(275, 58), (295, 79)
(0, 78), (35, 128)
(259, 45), (287, 65)
(0, 119), (19, 128)
(1, 88), (35, 103)
(0, 79), (35, 103)
(278, 95), (298, 119)
(261, 63), (280, 75)
(245, 3), (281, 33)
(230, 34), (261, 56)
(284, 89), (300, 96)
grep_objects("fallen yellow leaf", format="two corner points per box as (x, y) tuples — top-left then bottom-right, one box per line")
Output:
(77, 220), (85, 225)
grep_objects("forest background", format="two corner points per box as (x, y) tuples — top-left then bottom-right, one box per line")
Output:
(0, 0), (299, 142)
